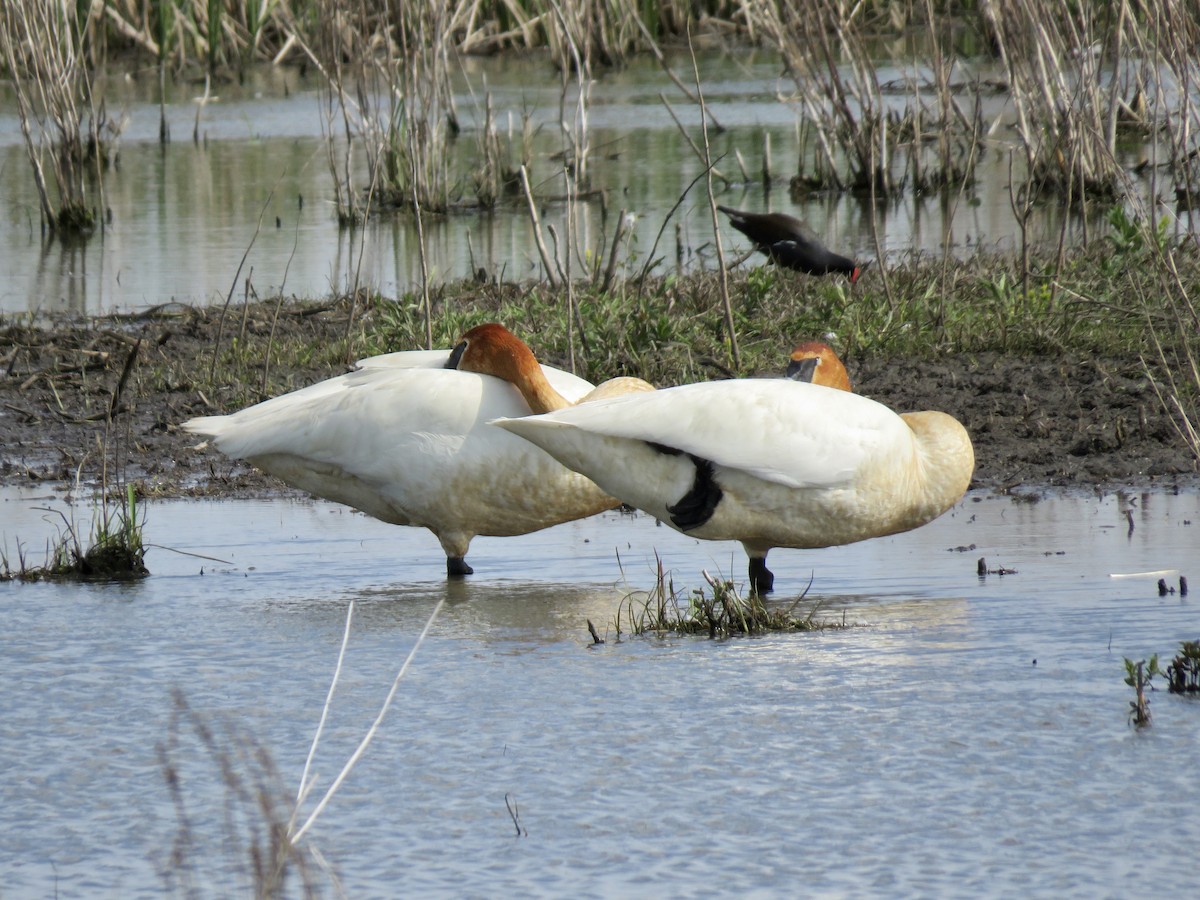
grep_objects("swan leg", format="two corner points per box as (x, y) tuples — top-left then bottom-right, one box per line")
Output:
(748, 555), (774, 595)
(439, 532), (474, 578)
(446, 556), (474, 578)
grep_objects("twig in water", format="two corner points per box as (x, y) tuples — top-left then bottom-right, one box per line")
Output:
(600, 208), (629, 294)
(504, 793), (527, 837)
(290, 600), (356, 835)
(637, 158), (724, 290)
(263, 202), (304, 394)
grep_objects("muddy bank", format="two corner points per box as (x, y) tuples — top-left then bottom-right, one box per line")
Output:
(1, 304), (1196, 499)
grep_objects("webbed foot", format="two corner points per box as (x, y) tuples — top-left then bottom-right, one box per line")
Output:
(447, 556), (474, 578)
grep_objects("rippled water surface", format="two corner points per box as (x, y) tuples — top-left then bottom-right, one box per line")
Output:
(2, 486), (1198, 897)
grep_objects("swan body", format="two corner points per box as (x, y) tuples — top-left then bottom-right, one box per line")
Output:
(494, 379), (973, 592)
(183, 324), (651, 577)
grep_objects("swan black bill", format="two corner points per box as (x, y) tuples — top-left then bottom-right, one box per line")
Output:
(786, 357), (820, 382)
(445, 340), (468, 369)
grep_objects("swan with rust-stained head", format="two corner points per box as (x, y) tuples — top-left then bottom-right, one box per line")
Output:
(183, 323), (652, 578)
(719, 205), (865, 283)
(494, 352), (972, 594)
(785, 340), (853, 391)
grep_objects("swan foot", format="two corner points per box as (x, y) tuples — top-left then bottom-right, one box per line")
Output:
(748, 557), (774, 595)
(447, 556), (474, 578)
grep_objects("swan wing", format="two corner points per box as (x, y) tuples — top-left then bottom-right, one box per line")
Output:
(497, 379), (913, 490)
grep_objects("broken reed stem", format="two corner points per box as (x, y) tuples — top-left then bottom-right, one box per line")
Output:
(520, 165), (559, 288)
(291, 595), (446, 845)
(289, 600), (355, 836)
(209, 184), (276, 383)
(636, 162), (716, 289)
(108, 338), (141, 420)
(342, 151), (386, 360)
(562, 166), (577, 372)
(262, 205), (304, 394)
(601, 208), (629, 294)
(687, 29), (739, 370)
(412, 158), (434, 351)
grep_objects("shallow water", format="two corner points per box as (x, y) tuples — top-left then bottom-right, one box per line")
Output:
(1, 486), (1197, 896)
(0, 48), (1168, 317)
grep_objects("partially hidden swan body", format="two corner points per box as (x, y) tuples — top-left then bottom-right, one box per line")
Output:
(183, 323), (652, 577)
(494, 366), (973, 594)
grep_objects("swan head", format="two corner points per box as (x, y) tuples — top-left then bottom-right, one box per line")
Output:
(446, 323), (531, 376)
(786, 341), (852, 392)
(446, 323), (569, 413)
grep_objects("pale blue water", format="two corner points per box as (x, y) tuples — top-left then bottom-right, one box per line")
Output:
(2, 486), (1197, 896)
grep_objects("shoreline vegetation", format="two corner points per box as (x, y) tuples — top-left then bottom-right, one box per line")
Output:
(2, 236), (1198, 502)
(4, 1), (1200, 225)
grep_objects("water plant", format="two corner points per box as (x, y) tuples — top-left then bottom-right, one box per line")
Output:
(1166, 640), (1200, 695)
(613, 555), (835, 639)
(1123, 655), (1162, 727)
(159, 690), (324, 897)
(2, 483), (148, 581)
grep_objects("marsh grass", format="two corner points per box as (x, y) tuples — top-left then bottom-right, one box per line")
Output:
(0, 0), (118, 236)
(614, 556), (838, 639)
(159, 690), (329, 898)
(1166, 640), (1200, 695)
(1, 483), (147, 582)
(358, 209), (1199, 379)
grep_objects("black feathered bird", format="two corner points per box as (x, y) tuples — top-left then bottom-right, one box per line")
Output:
(718, 205), (864, 283)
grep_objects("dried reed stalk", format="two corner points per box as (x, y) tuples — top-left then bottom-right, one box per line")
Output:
(1, 0), (113, 234)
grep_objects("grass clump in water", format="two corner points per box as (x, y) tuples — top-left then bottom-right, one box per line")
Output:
(614, 556), (840, 639)
(2, 484), (148, 582)
(1166, 640), (1200, 696)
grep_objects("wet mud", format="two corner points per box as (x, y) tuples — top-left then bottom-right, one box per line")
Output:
(2, 307), (1196, 498)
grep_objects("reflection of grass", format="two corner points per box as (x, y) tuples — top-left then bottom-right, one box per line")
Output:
(2, 484), (147, 582)
(614, 555), (841, 639)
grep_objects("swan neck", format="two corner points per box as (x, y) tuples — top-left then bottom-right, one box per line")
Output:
(901, 411), (975, 510)
(518, 369), (572, 413)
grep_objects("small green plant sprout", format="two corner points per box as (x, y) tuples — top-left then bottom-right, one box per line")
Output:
(1166, 641), (1200, 695)
(1124, 655), (1162, 727)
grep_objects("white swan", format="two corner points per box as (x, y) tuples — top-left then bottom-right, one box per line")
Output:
(183, 323), (652, 577)
(494, 376), (974, 593)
